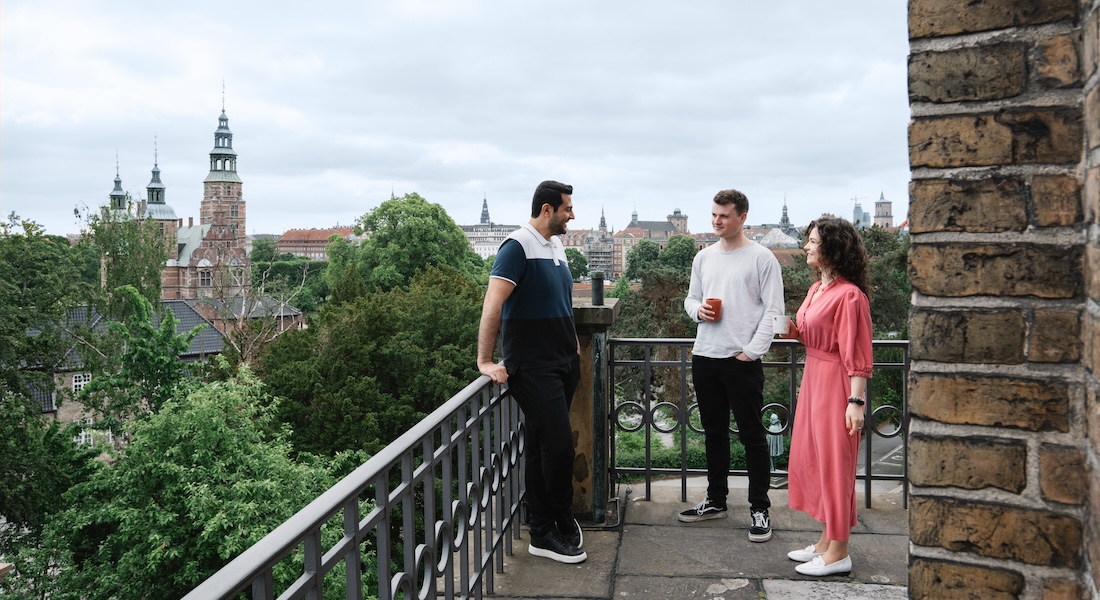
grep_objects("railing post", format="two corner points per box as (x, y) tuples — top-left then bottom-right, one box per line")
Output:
(572, 297), (620, 523)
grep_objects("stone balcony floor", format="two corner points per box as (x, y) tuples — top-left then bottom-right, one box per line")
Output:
(487, 479), (908, 599)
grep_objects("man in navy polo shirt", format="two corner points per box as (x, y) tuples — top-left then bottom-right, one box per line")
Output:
(476, 180), (586, 564)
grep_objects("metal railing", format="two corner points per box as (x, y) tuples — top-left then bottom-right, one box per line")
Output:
(182, 375), (522, 600)
(609, 338), (909, 509)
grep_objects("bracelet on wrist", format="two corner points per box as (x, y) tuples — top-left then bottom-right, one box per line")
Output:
(847, 397), (865, 406)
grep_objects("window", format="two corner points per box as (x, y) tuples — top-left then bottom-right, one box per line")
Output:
(231, 204), (239, 218)
(75, 417), (94, 446)
(200, 270), (213, 287)
(72, 372), (92, 393)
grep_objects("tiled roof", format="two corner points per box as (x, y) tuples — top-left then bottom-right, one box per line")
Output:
(278, 227), (355, 243)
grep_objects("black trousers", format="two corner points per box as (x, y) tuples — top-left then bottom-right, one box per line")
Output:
(508, 355), (580, 537)
(692, 355), (772, 511)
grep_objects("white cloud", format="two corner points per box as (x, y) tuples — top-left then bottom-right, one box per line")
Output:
(1, 0), (911, 237)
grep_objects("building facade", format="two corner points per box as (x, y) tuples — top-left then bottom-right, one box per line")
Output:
(460, 197), (519, 259)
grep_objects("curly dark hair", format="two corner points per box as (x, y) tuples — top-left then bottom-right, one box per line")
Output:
(806, 216), (870, 297)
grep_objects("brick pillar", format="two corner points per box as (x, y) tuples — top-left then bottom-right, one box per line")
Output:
(571, 298), (620, 524)
(907, 1), (1096, 597)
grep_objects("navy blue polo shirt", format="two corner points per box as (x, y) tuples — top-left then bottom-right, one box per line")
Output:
(491, 224), (576, 371)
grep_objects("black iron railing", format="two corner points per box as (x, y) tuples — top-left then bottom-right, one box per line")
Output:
(182, 376), (522, 600)
(609, 338), (909, 509)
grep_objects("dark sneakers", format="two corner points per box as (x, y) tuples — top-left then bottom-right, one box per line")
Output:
(558, 517), (583, 549)
(529, 529), (587, 564)
(749, 508), (772, 542)
(677, 498), (728, 522)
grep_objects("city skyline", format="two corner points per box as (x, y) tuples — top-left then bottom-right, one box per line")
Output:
(2, 1), (910, 238)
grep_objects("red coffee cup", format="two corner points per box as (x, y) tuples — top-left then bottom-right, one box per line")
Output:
(705, 298), (722, 321)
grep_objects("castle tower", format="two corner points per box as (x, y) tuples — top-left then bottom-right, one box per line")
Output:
(200, 106), (245, 237)
(108, 159), (127, 212)
(668, 208), (688, 234)
(874, 191), (893, 228)
(480, 195), (490, 225)
(145, 142), (179, 260)
(599, 207), (607, 233)
(779, 199), (792, 230)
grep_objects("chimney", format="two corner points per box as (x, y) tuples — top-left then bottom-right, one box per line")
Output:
(189, 217), (193, 227)
(178, 218), (183, 227)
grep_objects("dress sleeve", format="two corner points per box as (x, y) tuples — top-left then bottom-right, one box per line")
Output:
(836, 286), (873, 378)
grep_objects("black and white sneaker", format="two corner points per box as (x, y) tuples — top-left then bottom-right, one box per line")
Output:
(528, 529), (587, 564)
(749, 508), (772, 542)
(558, 517), (583, 549)
(677, 498), (728, 522)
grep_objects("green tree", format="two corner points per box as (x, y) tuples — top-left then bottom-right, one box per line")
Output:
(0, 216), (89, 397)
(78, 201), (167, 319)
(259, 266), (482, 456)
(250, 237), (278, 262)
(565, 248), (589, 281)
(623, 239), (660, 280)
(351, 193), (475, 291)
(38, 367), (343, 600)
(78, 285), (203, 431)
(657, 234), (698, 273)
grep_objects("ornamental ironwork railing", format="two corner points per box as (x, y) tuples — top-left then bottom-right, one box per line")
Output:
(182, 376), (522, 600)
(609, 338), (909, 509)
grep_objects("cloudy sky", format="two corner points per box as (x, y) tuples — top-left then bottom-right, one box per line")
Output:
(2, 1), (911, 238)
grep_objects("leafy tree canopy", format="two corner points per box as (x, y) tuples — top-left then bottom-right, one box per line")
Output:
(565, 247), (589, 282)
(623, 239), (660, 280)
(0, 216), (89, 396)
(77, 201), (167, 319)
(259, 265), (482, 456)
(657, 234), (698, 273)
(351, 193), (478, 291)
(38, 367), (342, 600)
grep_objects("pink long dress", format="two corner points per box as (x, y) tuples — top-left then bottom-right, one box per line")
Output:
(787, 278), (873, 542)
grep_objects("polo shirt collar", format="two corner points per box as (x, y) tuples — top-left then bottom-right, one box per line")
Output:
(522, 223), (551, 246)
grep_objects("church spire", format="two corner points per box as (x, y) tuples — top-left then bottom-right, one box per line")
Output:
(109, 152), (126, 211)
(147, 136), (166, 205)
(204, 96), (242, 184)
(599, 207), (607, 231)
(480, 194), (490, 224)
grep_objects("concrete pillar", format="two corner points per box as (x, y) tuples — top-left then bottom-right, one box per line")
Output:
(571, 298), (620, 524)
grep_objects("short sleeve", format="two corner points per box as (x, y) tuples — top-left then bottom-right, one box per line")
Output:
(490, 239), (525, 286)
(835, 286), (873, 378)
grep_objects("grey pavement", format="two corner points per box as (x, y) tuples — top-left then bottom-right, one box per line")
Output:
(486, 478), (907, 599)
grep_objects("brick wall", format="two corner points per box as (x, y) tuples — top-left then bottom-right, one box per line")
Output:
(907, 0), (1097, 597)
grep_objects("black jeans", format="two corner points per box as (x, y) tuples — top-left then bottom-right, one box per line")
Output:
(692, 355), (771, 511)
(508, 355), (580, 537)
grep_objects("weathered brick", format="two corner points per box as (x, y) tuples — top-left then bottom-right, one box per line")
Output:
(1085, 7), (1099, 80)
(910, 496), (1082, 567)
(1088, 84), (1100, 151)
(909, 244), (1082, 298)
(910, 115), (1012, 167)
(1090, 384), (1100, 456)
(1035, 34), (1081, 88)
(1039, 444), (1088, 504)
(1031, 174), (1082, 227)
(910, 372), (1070, 432)
(909, 434), (1027, 491)
(910, 0), (1079, 38)
(911, 109), (1082, 168)
(1087, 166), (1100, 224)
(1090, 470), (1100, 584)
(909, 177), (1027, 233)
(1030, 309), (1081, 362)
(1041, 578), (1083, 600)
(909, 557), (1024, 600)
(1089, 244), (1100, 301)
(910, 44), (1028, 102)
(910, 309), (1026, 363)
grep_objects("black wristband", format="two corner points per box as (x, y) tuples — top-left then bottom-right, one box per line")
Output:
(847, 397), (865, 406)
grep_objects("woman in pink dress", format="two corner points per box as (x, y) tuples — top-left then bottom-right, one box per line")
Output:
(781, 217), (872, 577)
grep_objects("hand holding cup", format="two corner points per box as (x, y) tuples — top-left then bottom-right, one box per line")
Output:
(704, 298), (722, 321)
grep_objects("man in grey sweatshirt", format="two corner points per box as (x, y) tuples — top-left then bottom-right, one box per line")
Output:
(676, 189), (785, 544)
